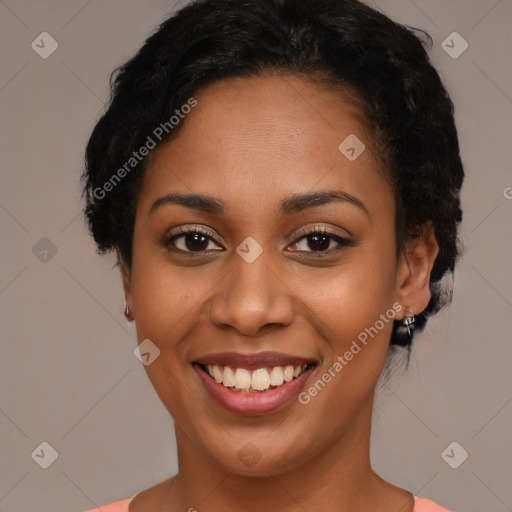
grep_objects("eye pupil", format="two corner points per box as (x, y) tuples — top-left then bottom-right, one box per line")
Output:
(308, 234), (330, 251)
(185, 233), (209, 251)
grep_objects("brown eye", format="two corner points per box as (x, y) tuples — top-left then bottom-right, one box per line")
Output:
(164, 228), (223, 253)
(289, 228), (355, 255)
(301, 233), (332, 252)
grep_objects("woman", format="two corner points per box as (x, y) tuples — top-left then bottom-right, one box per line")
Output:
(82, 0), (464, 510)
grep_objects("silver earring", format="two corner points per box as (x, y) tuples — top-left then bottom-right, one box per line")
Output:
(123, 304), (132, 320)
(394, 308), (415, 346)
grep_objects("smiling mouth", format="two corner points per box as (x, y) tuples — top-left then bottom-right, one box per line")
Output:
(195, 362), (317, 393)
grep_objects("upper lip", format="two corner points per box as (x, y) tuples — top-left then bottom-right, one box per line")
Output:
(193, 351), (317, 370)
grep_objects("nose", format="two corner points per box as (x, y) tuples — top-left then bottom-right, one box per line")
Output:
(207, 253), (295, 337)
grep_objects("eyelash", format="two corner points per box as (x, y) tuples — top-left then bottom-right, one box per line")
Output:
(163, 225), (354, 257)
(290, 226), (354, 256)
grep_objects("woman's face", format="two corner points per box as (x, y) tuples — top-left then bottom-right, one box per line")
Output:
(124, 74), (429, 475)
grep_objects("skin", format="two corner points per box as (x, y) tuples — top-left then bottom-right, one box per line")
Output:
(121, 74), (439, 512)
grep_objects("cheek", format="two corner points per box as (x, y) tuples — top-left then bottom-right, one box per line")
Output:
(295, 257), (397, 430)
(129, 224), (211, 319)
(128, 250), (207, 418)
(302, 247), (397, 340)
(131, 262), (206, 339)
(293, 240), (399, 406)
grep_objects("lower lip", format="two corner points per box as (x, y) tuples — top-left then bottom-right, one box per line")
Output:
(193, 364), (316, 416)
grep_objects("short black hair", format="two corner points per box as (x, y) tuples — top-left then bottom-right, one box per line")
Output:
(82, 0), (464, 347)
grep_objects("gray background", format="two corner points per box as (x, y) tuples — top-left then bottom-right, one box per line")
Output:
(1, 1), (511, 511)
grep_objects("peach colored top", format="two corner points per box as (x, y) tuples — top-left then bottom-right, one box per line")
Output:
(84, 495), (454, 511)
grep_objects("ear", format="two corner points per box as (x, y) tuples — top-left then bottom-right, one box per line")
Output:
(394, 223), (439, 319)
(118, 255), (133, 310)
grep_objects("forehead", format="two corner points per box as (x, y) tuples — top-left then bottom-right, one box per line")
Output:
(141, 74), (392, 219)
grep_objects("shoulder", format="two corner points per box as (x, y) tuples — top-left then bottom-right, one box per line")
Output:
(82, 498), (132, 512)
(84, 477), (174, 511)
(415, 496), (455, 512)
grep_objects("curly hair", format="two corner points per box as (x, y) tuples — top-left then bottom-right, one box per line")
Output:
(82, 0), (464, 347)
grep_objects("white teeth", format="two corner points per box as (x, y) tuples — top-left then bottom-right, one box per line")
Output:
(212, 365), (223, 383)
(251, 368), (271, 391)
(204, 363), (311, 392)
(283, 365), (294, 382)
(269, 366), (284, 386)
(233, 368), (251, 389)
(222, 366), (235, 387)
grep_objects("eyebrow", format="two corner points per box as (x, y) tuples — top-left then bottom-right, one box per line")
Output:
(149, 189), (369, 217)
(279, 189), (369, 217)
(150, 193), (225, 215)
